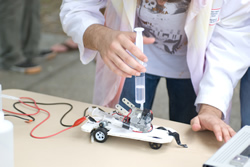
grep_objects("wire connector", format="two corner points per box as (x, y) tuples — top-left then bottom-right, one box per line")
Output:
(72, 116), (86, 127)
(25, 120), (33, 123)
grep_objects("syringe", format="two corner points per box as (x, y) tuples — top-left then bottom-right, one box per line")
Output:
(134, 27), (145, 110)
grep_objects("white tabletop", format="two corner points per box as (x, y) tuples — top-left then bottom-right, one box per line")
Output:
(2, 89), (223, 167)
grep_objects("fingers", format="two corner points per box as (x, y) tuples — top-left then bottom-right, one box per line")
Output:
(119, 35), (147, 71)
(112, 42), (146, 74)
(213, 125), (223, 142)
(103, 55), (133, 78)
(211, 123), (236, 142)
(104, 32), (148, 76)
(99, 30), (154, 77)
(229, 127), (236, 137)
(221, 126), (236, 142)
(120, 33), (154, 66)
(190, 116), (202, 131)
(143, 36), (155, 44)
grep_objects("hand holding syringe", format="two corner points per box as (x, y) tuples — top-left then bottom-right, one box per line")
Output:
(83, 24), (155, 77)
(134, 27), (146, 110)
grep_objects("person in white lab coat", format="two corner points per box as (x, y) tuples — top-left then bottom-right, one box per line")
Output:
(60, 0), (250, 142)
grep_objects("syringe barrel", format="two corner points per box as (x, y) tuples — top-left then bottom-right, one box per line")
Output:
(134, 27), (145, 66)
(135, 73), (145, 104)
(134, 27), (146, 106)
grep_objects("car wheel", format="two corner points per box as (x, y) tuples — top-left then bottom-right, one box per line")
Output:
(149, 142), (162, 150)
(93, 127), (108, 143)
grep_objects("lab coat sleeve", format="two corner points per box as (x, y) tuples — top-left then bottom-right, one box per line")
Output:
(195, 3), (250, 119)
(60, 0), (107, 64)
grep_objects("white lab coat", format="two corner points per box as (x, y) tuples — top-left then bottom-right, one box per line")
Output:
(60, 0), (250, 122)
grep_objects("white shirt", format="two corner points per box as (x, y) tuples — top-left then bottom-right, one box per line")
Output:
(136, 0), (191, 78)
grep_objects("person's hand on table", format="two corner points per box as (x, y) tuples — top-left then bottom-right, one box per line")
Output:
(191, 104), (236, 142)
(83, 24), (155, 78)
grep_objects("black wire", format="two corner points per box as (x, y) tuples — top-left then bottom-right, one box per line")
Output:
(13, 101), (35, 121)
(13, 101), (74, 127)
(11, 101), (110, 127)
(4, 114), (31, 121)
(83, 106), (92, 116)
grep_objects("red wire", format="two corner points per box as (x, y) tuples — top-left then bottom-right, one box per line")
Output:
(3, 97), (41, 116)
(30, 112), (74, 139)
(3, 97), (81, 139)
(30, 106), (83, 139)
(31, 127), (74, 139)
(121, 109), (132, 122)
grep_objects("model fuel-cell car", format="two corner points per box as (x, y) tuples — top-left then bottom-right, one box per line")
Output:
(81, 98), (187, 150)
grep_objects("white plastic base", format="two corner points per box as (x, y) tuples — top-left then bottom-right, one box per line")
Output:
(81, 117), (174, 144)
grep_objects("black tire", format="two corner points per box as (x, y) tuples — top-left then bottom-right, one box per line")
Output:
(149, 142), (162, 150)
(93, 127), (108, 143)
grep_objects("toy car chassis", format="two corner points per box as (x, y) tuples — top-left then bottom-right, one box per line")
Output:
(81, 117), (187, 149)
(81, 98), (187, 150)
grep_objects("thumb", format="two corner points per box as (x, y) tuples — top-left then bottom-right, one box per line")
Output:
(191, 116), (202, 132)
(143, 36), (155, 44)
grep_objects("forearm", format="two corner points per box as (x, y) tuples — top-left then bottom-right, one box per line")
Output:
(60, 0), (107, 64)
(60, 0), (106, 46)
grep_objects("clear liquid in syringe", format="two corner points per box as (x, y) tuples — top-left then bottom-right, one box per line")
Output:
(135, 84), (145, 104)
